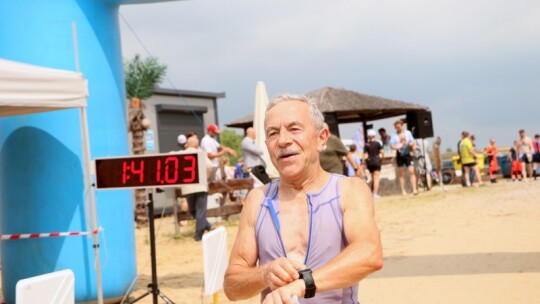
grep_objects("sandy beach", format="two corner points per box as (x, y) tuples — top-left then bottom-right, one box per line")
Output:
(121, 179), (540, 304)
(2, 180), (539, 304)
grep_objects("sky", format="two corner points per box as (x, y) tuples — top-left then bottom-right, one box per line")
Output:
(119, 0), (540, 151)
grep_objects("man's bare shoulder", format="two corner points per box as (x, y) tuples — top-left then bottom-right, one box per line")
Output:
(339, 176), (371, 194)
(241, 185), (269, 224)
(338, 176), (373, 209)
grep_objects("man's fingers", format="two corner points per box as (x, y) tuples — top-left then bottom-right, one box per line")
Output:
(281, 260), (304, 281)
(271, 266), (295, 285)
(266, 258), (303, 289)
(267, 289), (283, 304)
(289, 260), (307, 275)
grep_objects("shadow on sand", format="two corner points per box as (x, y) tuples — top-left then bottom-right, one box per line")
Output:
(372, 252), (540, 278)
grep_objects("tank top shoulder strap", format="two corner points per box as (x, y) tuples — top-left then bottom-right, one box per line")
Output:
(255, 179), (280, 239)
(264, 179), (280, 200)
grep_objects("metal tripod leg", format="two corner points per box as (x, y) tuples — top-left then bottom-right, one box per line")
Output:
(129, 191), (175, 304)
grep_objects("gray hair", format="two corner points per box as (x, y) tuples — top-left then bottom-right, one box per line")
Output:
(265, 94), (325, 132)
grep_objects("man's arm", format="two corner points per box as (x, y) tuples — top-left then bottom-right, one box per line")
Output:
(527, 138), (534, 153)
(263, 178), (383, 302)
(242, 138), (264, 156)
(408, 132), (417, 156)
(206, 146), (237, 160)
(311, 177), (383, 291)
(389, 134), (401, 151)
(224, 188), (266, 299)
(224, 188), (303, 300)
(205, 147), (224, 160)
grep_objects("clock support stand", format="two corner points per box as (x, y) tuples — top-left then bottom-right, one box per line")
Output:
(130, 190), (175, 304)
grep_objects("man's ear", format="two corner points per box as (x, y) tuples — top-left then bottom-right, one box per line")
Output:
(317, 127), (330, 152)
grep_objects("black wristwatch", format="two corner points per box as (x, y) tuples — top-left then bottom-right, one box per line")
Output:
(298, 268), (317, 298)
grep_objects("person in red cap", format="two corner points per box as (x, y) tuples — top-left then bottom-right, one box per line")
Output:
(201, 123), (237, 181)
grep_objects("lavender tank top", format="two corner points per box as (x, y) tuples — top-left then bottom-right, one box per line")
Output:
(255, 174), (359, 303)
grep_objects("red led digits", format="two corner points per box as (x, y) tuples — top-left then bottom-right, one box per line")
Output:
(96, 153), (199, 189)
(156, 159), (162, 184)
(182, 155), (196, 183)
(122, 160), (144, 185)
(164, 156), (179, 184)
(131, 160), (145, 183)
(122, 161), (130, 184)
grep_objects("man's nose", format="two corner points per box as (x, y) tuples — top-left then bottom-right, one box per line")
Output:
(277, 128), (292, 146)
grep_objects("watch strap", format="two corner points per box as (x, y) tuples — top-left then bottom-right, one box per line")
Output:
(298, 268), (316, 298)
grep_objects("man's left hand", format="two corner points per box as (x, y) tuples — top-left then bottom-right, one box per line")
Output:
(262, 279), (305, 304)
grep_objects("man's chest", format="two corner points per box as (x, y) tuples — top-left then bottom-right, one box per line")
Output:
(278, 200), (310, 262)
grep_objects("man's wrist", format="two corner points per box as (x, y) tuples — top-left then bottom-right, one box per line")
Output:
(298, 268), (316, 298)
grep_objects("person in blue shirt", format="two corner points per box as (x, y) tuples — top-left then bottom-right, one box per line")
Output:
(390, 120), (418, 195)
(234, 158), (248, 179)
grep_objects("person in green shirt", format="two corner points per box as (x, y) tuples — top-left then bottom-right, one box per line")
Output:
(319, 123), (361, 176)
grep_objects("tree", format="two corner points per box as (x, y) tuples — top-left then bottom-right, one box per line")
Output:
(124, 55), (167, 228)
(219, 129), (243, 165)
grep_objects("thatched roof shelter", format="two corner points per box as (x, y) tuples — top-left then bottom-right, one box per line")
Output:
(226, 87), (429, 131)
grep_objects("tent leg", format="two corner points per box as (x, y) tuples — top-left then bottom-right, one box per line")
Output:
(80, 107), (104, 304)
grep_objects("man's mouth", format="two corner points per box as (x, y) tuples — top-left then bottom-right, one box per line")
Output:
(277, 149), (299, 159)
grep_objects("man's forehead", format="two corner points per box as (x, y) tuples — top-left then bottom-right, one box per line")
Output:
(265, 101), (309, 123)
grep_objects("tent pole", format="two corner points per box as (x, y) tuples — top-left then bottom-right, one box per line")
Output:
(80, 106), (104, 304)
(74, 20), (104, 304)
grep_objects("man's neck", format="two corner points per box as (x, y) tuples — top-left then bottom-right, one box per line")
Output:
(279, 167), (330, 195)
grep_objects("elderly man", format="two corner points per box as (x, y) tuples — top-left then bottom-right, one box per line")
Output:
(242, 127), (271, 184)
(224, 94), (383, 303)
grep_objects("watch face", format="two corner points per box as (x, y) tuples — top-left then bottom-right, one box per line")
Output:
(95, 152), (203, 190)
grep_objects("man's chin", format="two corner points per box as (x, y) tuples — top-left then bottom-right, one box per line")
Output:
(278, 166), (305, 179)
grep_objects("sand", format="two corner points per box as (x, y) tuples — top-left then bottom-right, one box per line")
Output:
(3, 180), (540, 303)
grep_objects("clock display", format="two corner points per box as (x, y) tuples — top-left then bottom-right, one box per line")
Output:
(94, 152), (204, 190)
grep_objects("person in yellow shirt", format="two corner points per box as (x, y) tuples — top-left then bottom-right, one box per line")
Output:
(459, 133), (483, 187)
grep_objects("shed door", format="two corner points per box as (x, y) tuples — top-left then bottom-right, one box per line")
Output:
(156, 104), (207, 153)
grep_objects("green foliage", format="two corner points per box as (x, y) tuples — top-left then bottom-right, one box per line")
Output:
(220, 129), (243, 165)
(124, 54), (167, 100)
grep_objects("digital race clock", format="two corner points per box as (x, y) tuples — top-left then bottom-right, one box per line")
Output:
(94, 151), (206, 190)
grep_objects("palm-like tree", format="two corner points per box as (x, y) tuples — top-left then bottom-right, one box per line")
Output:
(124, 55), (167, 227)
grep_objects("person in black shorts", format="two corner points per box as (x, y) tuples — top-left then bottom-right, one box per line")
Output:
(364, 129), (384, 198)
(390, 120), (418, 195)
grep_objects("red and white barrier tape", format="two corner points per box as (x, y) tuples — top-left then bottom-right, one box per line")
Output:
(0, 227), (102, 240)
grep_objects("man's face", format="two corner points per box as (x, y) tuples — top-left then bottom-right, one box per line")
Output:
(519, 131), (525, 139)
(379, 130), (386, 138)
(394, 123), (403, 133)
(264, 100), (327, 179)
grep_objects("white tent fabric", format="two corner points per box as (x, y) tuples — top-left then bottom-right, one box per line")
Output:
(253, 81), (278, 178)
(0, 58), (103, 304)
(0, 58), (87, 117)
